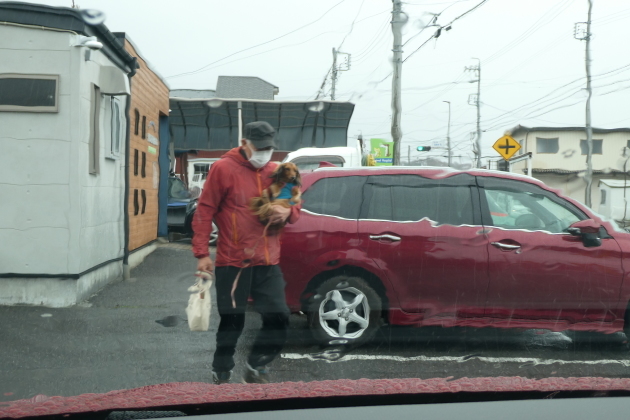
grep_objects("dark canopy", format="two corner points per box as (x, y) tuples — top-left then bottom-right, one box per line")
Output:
(169, 99), (355, 152)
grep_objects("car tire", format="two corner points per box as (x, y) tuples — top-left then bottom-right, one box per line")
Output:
(307, 276), (382, 347)
(209, 222), (218, 247)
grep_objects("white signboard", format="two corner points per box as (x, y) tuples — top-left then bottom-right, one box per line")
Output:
(148, 134), (159, 146)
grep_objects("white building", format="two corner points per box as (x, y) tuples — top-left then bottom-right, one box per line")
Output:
(507, 125), (630, 210)
(0, 3), (138, 306)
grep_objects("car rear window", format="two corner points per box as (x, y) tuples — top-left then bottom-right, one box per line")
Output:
(301, 176), (365, 219)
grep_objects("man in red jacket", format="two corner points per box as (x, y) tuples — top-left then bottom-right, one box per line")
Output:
(192, 121), (300, 385)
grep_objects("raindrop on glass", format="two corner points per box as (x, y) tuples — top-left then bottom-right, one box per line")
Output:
(308, 102), (325, 113)
(80, 9), (106, 26)
(206, 99), (224, 108)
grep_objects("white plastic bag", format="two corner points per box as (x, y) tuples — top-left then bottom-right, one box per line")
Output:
(186, 271), (213, 332)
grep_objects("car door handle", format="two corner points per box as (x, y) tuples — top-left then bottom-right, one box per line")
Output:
(370, 234), (401, 242)
(491, 241), (521, 250)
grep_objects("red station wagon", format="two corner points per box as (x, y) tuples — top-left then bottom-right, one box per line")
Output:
(279, 167), (630, 347)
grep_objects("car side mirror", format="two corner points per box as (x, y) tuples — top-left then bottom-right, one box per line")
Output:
(568, 219), (601, 247)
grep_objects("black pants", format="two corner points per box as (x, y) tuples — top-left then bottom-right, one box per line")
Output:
(212, 265), (290, 372)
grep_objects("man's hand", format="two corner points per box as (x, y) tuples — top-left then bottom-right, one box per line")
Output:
(269, 204), (291, 225)
(197, 256), (214, 273)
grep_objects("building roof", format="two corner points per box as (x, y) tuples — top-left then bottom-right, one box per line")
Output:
(215, 76), (279, 99)
(0, 2), (137, 73)
(508, 125), (630, 137)
(113, 33), (169, 88)
(529, 168), (628, 175)
(599, 179), (630, 188)
(168, 98), (354, 152)
(170, 89), (217, 100)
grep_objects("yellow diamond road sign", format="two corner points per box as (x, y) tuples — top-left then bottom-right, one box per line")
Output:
(493, 135), (521, 160)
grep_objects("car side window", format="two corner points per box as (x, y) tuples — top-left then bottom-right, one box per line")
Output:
(302, 176), (365, 219)
(481, 178), (584, 233)
(362, 174), (475, 225)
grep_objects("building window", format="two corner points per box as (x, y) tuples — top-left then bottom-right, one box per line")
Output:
(580, 139), (603, 155)
(133, 189), (139, 216)
(108, 97), (123, 159)
(141, 152), (146, 178)
(141, 116), (146, 139)
(141, 190), (147, 214)
(134, 149), (139, 176)
(601, 189), (607, 205)
(626, 140), (630, 150)
(0, 74), (59, 112)
(89, 84), (101, 175)
(134, 109), (140, 135)
(518, 139), (524, 155)
(536, 137), (559, 154)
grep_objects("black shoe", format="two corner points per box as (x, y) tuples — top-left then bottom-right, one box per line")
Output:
(243, 363), (270, 384)
(212, 370), (232, 385)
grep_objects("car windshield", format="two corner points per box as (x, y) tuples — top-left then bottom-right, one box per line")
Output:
(5, 0), (630, 417)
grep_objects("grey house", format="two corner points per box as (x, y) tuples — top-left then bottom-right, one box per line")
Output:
(215, 76), (279, 100)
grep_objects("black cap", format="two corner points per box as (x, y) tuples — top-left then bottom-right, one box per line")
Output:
(244, 121), (277, 149)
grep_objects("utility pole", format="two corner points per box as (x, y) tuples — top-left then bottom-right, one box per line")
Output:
(331, 48), (338, 100)
(466, 58), (481, 168)
(391, 0), (404, 165)
(575, 1), (594, 207)
(408, 144), (411, 165)
(444, 100), (452, 167)
(329, 47), (351, 101)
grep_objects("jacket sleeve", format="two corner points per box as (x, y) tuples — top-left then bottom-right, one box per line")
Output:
(191, 163), (226, 259)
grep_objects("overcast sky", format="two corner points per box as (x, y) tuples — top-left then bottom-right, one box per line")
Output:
(23, 0), (630, 164)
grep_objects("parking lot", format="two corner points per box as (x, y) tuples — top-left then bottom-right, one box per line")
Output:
(2, 244), (630, 402)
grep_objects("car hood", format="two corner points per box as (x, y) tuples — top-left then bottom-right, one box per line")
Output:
(3, 377), (630, 418)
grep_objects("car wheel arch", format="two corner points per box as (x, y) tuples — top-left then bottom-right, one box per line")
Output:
(300, 264), (390, 320)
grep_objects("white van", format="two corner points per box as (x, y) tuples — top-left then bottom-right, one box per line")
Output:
(282, 146), (363, 172)
(187, 158), (219, 191)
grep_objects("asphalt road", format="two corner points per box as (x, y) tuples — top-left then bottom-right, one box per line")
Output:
(2, 245), (630, 403)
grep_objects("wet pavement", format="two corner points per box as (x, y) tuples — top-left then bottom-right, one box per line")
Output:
(2, 244), (630, 402)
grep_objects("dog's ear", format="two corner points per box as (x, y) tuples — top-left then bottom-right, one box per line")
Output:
(294, 168), (302, 187)
(270, 163), (284, 184)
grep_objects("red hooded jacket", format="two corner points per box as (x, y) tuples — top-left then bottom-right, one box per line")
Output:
(191, 147), (301, 267)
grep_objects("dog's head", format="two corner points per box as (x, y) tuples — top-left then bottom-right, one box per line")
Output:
(271, 162), (301, 187)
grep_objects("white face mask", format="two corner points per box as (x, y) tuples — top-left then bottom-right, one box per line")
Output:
(246, 140), (273, 168)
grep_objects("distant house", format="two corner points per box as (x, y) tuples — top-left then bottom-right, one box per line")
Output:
(215, 76), (279, 100)
(507, 125), (630, 208)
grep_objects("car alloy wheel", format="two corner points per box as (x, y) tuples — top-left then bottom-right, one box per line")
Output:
(319, 287), (370, 339)
(308, 276), (382, 347)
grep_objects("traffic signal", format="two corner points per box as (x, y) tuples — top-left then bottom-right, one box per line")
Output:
(417, 146), (432, 152)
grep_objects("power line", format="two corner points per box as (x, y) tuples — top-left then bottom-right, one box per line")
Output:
(166, 0), (348, 79)
(337, 0), (365, 50)
(482, 0), (573, 65)
(402, 0), (490, 64)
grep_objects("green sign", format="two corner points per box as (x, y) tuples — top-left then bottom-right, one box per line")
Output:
(369, 138), (394, 166)
(148, 146), (157, 155)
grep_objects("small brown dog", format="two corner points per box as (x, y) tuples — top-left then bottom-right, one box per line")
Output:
(250, 162), (302, 227)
